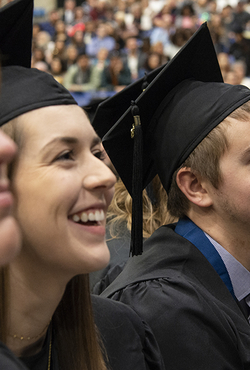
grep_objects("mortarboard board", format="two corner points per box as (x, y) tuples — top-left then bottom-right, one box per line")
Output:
(92, 64), (166, 139)
(99, 22), (250, 255)
(0, 0), (33, 68)
(0, 0), (77, 127)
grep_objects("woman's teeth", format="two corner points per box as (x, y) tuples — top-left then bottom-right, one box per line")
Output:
(72, 210), (105, 223)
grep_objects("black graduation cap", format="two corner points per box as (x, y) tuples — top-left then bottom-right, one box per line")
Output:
(0, 0), (77, 127)
(92, 64), (166, 139)
(100, 23), (250, 256)
(0, 0), (33, 67)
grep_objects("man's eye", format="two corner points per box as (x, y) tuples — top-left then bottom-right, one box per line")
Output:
(55, 150), (74, 161)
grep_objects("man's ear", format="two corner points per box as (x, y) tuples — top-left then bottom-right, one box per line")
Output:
(176, 167), (213, 208)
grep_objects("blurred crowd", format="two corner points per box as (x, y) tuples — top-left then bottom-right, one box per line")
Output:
(30, 0), (250, 95)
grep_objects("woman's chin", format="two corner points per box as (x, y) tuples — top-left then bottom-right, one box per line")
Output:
(85, 244), (111, 273)
(0, 216), (21, 266)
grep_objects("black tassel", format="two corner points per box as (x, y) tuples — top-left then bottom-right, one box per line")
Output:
(130, 101), (143, 256)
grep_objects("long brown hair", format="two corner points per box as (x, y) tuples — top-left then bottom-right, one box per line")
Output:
(0, 119), (108, 370)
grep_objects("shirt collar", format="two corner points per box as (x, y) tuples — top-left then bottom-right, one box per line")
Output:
(204, 232), (250, 301)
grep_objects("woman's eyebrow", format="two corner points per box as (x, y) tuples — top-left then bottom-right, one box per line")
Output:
(41, 137), (79, 153)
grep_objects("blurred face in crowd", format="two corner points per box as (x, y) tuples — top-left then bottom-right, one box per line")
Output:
(97, 48), (108, 61)
(66, 45), (78, 63)
(148, 53), (161, 69)
(77, 54), (89, 70)
(97, 24), (108, 39)
(126, 38), (138, 52)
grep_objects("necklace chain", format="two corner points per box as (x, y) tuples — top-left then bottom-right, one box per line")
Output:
(48, 325), (52, 370)
(9, 321), (50, 341)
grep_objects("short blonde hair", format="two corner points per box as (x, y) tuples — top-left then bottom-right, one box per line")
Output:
(167, 100), (250, 218)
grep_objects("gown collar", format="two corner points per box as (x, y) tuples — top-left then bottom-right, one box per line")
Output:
(175, 217), (236, 300)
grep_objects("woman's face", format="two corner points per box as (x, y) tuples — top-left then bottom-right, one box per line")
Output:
(0, 130), (21, 266)
(11, 105), (116, 279)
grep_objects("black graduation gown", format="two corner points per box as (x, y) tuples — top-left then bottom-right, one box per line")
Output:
(101, 224), (250, 370)
(89, 222), (131, 294)
(0, 341), (28, 370)
(19, 295), (165, 370)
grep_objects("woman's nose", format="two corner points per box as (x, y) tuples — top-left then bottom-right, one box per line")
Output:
(83, 156), (117, 191)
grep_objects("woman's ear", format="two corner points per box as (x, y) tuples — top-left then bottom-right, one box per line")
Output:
(176, 167), (213, 208)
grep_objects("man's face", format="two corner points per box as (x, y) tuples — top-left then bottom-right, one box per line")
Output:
(208, 114), (250, 238)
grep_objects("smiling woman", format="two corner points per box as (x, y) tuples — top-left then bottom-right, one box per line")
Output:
(6, 105), (114, 279)
(0, 1), (165, 370)
(0, 66), (164, 370)
(0, 68), (116, 370)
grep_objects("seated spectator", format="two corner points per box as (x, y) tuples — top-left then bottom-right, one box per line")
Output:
(39, 9), (60, 38)
(100, 53), (132, 91)
(138, 52), (164, 78)
(150, 6), (173, 49)
(53, 19), (70, 44)
(114, 11), (138, 42)
(62, 0), (76, 27)
(165, 27), (194, 59)
(63, 53), (99, 92)
(70, 28), (86, 54)
(121, 36), (147, 81)
(31, 46), (48, 68)
(229, 25), (250, 76)
(90, 47), (110, 86)
(48, 35), (68, 69)
(32, 22), (41, 40)
(49, 56), (66, 84)
(150, 41), (169, 64)
(33, 30), (51, 51)
(229, 0), (250, 33)
(83, 20), (96, 46)
(65, 43), (79, 68)
(231, 59), (250, 87)
(89, 0), (111, 21)
(73, 6), (89, 25)
(217, 51), (231, 79)
(86, 22), (116, 58)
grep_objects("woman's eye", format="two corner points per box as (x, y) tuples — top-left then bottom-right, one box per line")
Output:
(55, 150), (74, 161)
(94, 149), (106, 161)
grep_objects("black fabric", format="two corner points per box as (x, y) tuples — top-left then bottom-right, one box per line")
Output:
(18, 296), (165, 370)
(0, 341), (28, 370)
(19, 327), (58, 370)
(92, 295), (165, 370)
(0, 66), (77, 127)
(101, 224), (250, 369)
(0, 0), (33, 68)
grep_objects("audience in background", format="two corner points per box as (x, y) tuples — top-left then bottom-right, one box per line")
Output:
(30, 0), (250, 97)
